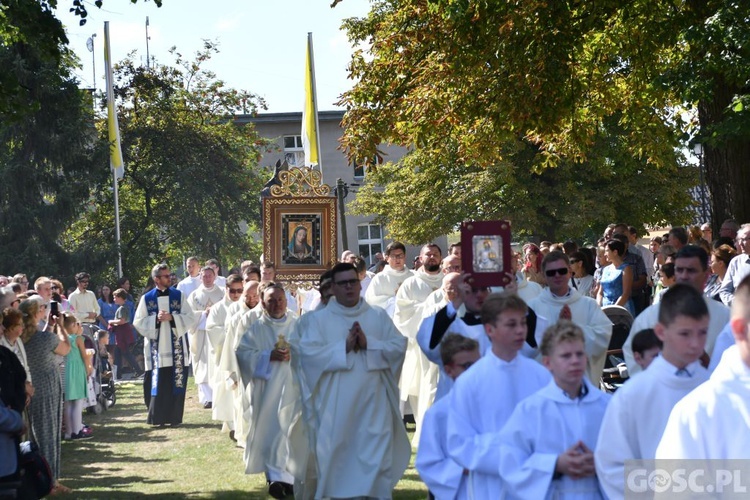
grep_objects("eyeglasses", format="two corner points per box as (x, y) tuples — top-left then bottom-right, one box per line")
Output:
(545, 268), (569, 277)
(569, 259), (580, 264)
(228, 288), (243, 294)
(51, 285), (59, 290)
(79, 280), (89, 284)
(455, 360), (475, 370)
(156, 274), (170, 279)
(388, 253), (406, 260)
(334, 279), (360, 287)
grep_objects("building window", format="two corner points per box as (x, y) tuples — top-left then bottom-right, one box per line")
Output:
(357, 223), (383, 266)
(283, 135), (304, 167)
(353, 160), (365, 179)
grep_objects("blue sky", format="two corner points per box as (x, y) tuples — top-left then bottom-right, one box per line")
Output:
(57, 0), (371, 113)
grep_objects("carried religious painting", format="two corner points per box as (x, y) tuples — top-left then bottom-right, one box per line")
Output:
(460, 220), (512, 287)
(282, 214), (320, 265)
(262, 167), (337, 282)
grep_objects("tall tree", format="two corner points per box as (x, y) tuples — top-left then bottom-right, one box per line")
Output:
(339, 0), (749, 236)
(0, 38), (107, 278)
(62, 43), (270, 285)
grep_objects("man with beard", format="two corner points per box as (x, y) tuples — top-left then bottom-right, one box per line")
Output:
(393, 243), (444, 440)
(134, 264), (197, 426)
(187, 266), (225, 409)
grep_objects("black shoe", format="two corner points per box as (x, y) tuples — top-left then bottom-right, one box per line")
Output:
(203, 401), (212, 409)
(229, 430), (236, 442)
(268, 481), (293, 499)
(72, 431), (93, 441)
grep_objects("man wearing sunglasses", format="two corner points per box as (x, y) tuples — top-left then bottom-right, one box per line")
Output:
(528, 251), (613, 384)
(134, 263), (197, 427)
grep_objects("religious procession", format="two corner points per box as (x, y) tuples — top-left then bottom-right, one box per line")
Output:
(3, 217), (750, 499)
(4, 0), (750, 499)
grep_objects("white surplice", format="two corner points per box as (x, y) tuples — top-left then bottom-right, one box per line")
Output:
(447, 351), (551, 498)
(656, 345), (750, 459)
(218, 301), (252, 447)
(622, 297), (729, 376)
(236, 311), (298, 480)
(186, 285), (225, 391)
(528, 289), (613, 384)
(499, 378), (610, 500)
(364, 265), (415, 316)
(393, 270), (444, 441)
(176, 275), (200, 300)
(289, 297), (410, 499)
(594, 355), (708, 499)
(416, 395), (467, 500)
(205, 295), (234, 423)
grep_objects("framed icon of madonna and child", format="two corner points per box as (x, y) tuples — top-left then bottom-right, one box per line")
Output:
(460, 219), (513, 288)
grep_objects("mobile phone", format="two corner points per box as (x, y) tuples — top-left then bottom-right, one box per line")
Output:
(50, 300), (60, 316)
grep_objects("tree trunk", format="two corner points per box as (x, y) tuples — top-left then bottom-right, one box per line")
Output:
(699, 74), (750, 230)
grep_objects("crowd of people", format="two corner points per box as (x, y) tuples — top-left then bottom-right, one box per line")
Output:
(3, 218), (750, 498)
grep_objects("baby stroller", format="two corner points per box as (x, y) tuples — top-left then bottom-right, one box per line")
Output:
(81, 324), (116, 414)
(599, 305), (634, 393)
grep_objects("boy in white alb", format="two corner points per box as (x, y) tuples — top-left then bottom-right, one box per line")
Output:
(656, 274), (750, 459)
(447, 293), (551, 498)
(595, 284), (710, 499)
(416, 334), (481, 499)
(499, 321), (610, 499)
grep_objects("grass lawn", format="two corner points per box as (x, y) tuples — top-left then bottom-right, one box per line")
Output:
(60, 379), (428, 499)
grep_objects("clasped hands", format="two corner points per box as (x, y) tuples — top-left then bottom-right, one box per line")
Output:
(346, 321), (367, 353)
(555, 440), (595, 479)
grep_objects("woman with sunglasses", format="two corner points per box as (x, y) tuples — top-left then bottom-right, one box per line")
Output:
(597, 239), (634, 315)
(568, 250), (595, 298)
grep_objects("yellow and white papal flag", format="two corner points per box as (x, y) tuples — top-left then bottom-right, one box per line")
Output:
(301, 32), (320, 169)
(104, 21), (124, 179)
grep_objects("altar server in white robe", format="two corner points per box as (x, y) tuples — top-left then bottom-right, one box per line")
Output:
(499, 321), (610, 500)
(236, 282), (299, 497)
(623, 245), (729, 376)
(393, 243), (445, 439)
(176, 256), (201, 298)
(206, 274), (243, 430)
(416, 334), (480, 500)
(290, 263), (410, 499)
(186, 266), (225, 407)
(364, 241), (414, 316)
(447, 292), (551, 499)
(219, 280), (260, 447)
(595, 284), (710, 499)
(134, 263), (197, 426)
(528, 251), (612, 384)
(656, 275), (750, 460)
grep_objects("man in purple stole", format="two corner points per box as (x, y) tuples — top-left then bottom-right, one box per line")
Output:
(134, 263), (197, 426)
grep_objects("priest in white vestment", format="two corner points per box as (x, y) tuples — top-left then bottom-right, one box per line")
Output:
(393, 244), (445, 440)
(219, 280), (260, 447)
(186, 267), (225, 407)
(205, 274), (243, 430)
(364, 242), (414, 316)
(447, 293), (551, 498)
(656, 276), (750, 460)
(134, 263), (197, 426)
(595, 284), (710, 499)
(622, 245), (730, 376)
(528, 251), (612, 384)
(289, 263), (410, 499)
(236, 283), (299, 496)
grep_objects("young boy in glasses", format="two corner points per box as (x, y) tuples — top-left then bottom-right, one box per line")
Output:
(528, 251), (613, 384)
(446, 292), (551, 498)
(416, 333), (481, 499)
(499, 321), (610, 499)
